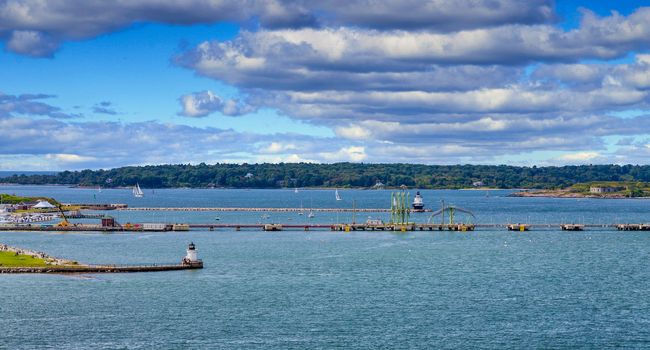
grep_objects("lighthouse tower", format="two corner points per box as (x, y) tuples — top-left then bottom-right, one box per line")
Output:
(182, 242), (203, 267)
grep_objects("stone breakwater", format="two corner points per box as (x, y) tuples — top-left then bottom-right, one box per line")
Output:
(0, 243), (77, 266)
(0, 264), (202, 274)
(509, 190), (638, 199)
(0, 243), (203, 273)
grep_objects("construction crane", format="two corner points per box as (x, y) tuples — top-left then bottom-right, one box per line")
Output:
(54, 204), (71, 227)
(427, 200), (475, 225)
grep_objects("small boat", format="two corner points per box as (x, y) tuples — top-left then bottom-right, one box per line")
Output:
(366, 217), (384, 225)
(215, 216), (220, 221)
(335, 188), (342, 201)
(133, 183), (144, 198)
(307, 199), (315, 218)
(261, 214), (270, 219)
(294, 187), (298, 193)
(412, 191), (424, 212)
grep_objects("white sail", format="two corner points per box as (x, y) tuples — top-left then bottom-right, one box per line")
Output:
(307, 198), (315, 218)
(133, 183), (144, 198)
(294, 187), (298, 193)
(335, 189), (342, 201)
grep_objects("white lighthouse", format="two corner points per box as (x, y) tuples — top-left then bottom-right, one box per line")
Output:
(182, 242), (203, 267)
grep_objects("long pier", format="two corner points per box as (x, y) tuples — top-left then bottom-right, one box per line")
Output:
(0, 242), (203, 274)
(0, 263), (203, 274)
(2, 222), (649, 232)
(117, 207), (432, 212)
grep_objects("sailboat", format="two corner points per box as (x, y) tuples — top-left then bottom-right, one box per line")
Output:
(133, 183), (144, 198)
(308, 199), (315, 218)
(335, 188), (342, 201)
(294, 187), (299, 193)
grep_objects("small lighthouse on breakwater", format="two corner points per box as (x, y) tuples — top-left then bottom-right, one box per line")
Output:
(412, 191), (425, 212)
(182, 242), (203, 268)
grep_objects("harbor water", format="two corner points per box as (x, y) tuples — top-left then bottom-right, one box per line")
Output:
(1, 185), (650, 348)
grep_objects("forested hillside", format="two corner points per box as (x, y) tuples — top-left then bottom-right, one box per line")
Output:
(2, 163), (650, 189)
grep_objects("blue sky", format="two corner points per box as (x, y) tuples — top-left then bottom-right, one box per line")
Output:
(1, 0), (649, 170)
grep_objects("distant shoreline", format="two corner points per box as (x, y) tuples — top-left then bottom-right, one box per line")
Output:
(2, 184), (514, 191)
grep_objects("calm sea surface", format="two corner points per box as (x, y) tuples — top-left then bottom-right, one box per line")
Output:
(1, 185), (649, 349)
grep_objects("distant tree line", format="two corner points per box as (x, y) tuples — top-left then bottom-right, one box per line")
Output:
(2, 163), (650, 189)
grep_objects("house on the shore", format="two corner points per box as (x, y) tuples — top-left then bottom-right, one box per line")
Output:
(14, 201), (38, 210)
(589, 186), (625, 194)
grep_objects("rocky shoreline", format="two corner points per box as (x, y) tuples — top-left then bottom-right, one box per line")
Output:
(0, 243), (203, 274)
(510, 190), (647, 199)
(0, 243), (78, 266)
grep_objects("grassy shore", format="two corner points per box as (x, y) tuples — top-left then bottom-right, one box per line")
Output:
(0, 251), (49, 267)
(0, 193), (59, 205)
(511, 181), (650, 198)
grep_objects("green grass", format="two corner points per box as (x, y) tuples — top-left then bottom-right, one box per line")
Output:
(568, 181), (650, 197)
(0, 193), (59, 206)
(0, 251), (49, 267)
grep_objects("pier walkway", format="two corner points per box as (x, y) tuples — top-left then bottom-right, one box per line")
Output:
(0, 263), (203, 274)
(1, 222), (648, 232)
(117, 207), (432, 212)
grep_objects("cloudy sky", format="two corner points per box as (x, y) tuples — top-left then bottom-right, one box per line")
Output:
(1, 0), (650, 170)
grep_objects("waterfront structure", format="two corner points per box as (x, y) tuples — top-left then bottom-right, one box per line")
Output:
(0, 243), (204, 273)
(589, 186), (625, 193)
(412, 191), (425, 212)
(182, 242), (203, 267)
(390, 191), (410, 225)
(14, 202), (37, 210)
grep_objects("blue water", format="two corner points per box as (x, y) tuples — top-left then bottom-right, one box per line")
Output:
(1, 185), (649, 349)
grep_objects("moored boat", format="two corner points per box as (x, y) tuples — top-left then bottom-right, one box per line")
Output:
(133, 183), (144, 198)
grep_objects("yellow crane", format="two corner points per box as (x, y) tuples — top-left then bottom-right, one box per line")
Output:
(54, 204), (71, 227)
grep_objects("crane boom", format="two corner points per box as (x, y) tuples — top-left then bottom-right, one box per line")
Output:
(55, 204), (70, 227)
